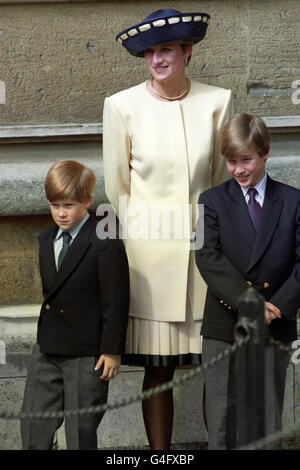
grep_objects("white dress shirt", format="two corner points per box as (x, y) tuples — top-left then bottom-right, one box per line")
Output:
(241, 172), (267, 207)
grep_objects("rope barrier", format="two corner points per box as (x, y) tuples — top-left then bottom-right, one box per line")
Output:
(1, 334), (299, 451)
(0, 336), (249, 421)
(268, 337), (294, 355)
(238, 419), (300, 450)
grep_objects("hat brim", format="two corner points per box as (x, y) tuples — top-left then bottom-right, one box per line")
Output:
(116, 12), (210, 57)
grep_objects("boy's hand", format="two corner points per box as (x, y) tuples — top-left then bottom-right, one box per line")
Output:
(94, 354), (121, 381)
(264, 301), (281, 325)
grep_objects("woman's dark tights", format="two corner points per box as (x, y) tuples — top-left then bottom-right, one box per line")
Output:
(142, 366), (175, 450)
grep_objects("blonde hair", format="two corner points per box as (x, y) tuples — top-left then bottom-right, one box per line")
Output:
(45, 160), (96, 202)
(220, 113), (270, 159)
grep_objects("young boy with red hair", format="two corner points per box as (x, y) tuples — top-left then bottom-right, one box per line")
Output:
(21, 160), (129, 450)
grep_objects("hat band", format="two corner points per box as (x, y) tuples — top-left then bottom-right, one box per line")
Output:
(117, 14), (209, 44)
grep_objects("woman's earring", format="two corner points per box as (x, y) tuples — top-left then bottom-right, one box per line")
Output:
(185, 57), (189, 67)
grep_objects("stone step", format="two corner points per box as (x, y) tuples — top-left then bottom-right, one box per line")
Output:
(0, 156), (299, 216)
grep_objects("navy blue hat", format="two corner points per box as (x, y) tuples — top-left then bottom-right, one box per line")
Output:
(116, 9), (210, 57)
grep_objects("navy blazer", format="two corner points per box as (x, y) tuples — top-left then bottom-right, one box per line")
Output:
(37, 216), (130, 356)
(196, 176), (300, 343)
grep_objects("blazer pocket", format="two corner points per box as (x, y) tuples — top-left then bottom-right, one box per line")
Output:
(75, 309), (102, 345)
(269, 229), (294, 257)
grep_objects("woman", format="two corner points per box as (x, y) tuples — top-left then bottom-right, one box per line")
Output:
(103, 8), (233, 450)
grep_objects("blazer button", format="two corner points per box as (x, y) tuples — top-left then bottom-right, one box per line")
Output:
(247, 281), (252, 286)
(264, 282), (270, 288)
(45, 304), (50, 310)
(60, 309), (64, 314)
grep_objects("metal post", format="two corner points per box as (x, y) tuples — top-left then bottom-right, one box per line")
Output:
(234, 287), (267, 448)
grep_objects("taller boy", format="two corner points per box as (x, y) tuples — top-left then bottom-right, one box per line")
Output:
(196, 114), (300, 449)
(21, 160), (129, 450)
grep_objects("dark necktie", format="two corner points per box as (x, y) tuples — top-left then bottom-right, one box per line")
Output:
(247, 188), (262, 232)
(57, 231), (72, 269)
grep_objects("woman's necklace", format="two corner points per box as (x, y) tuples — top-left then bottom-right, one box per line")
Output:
(149, 78), (190, 101)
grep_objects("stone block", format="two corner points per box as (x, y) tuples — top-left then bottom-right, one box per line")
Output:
(0, 378), (24, 450)
(0, 217), (48, 304)
(266, 156), (300, 189)
(0, 0), (299, 125)
(0, 145), (105, 216)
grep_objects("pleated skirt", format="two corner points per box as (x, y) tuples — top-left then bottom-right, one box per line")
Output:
(122, 302), (202, 367)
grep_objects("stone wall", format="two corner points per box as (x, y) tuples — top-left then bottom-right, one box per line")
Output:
(0, 0), (299, 124)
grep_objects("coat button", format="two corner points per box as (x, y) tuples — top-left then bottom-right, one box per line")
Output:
(60, 309), (64, 313)
(45, 304), (50, 310)
(264, 282), (270, 288)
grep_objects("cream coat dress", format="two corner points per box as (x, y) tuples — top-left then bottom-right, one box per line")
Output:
(103, 80), (233, 363)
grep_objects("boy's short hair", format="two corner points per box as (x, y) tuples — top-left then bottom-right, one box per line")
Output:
(220, 113), (270, 159)
(45, 160), (96, 202)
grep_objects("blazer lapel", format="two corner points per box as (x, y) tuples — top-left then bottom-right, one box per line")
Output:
(225, 179), (257, 249)
(247, 177), (283, 272)
(44, 216), (96, 302)
(39, 226), (58, 290)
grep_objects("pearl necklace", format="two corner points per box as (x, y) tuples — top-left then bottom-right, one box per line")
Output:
(149, 79), (190, 101)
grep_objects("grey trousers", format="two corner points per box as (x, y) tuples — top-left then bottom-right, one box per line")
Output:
(202, 337), (290, 450)
(21, 344), (109, 450)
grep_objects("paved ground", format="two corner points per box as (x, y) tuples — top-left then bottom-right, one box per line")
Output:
(103, 438), (300, 450)
(102, 442), (207, 450)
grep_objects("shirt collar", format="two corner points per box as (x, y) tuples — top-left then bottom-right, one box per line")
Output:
(241, 172), (267, 198)
(55, 212), (90, 241)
